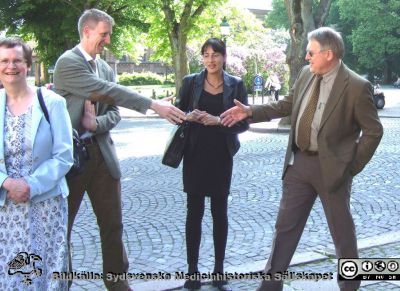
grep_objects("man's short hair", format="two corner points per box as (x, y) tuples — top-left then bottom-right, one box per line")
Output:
(78, 8), (115, 38)
(308, 27), (345, 59)
(0, 36), (33, 68)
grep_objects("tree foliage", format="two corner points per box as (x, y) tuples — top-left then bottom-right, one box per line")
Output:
(0, 0), (236, 91)
(324, 0), (358, 70)
(337, 0), (400, 81)
(265, 0), (400, 83)
(265, 0), (289, 29)
(0, 0), (148, 66)
(142, 0), (226, 92)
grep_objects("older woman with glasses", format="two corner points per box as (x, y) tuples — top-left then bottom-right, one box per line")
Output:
(0, 37), (73, 290)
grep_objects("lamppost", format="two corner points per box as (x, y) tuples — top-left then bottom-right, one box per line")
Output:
(220, 17), (230, 45)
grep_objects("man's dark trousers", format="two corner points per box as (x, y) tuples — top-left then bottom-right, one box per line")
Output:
(67, 143), (129, 291)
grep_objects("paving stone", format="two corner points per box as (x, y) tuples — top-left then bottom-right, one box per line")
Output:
(70, 88), (400, 290)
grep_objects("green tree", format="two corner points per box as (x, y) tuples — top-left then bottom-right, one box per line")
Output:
(337, 0), (400, 82)
(0, 0), (228, 90)
(265, 0), (289, 29)
(0, 0), (148, 67)
(142, 0), (226, 92)
(324, 0), (358, 71)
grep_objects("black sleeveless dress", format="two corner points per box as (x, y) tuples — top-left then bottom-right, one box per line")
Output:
(183, 90), (233, 197)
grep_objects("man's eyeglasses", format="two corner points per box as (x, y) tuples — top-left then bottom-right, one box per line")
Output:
(306, 50), (328, 58)
(0, 59), (26, 67)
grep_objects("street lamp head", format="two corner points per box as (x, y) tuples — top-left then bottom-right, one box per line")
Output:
(220, 17), (230, 37)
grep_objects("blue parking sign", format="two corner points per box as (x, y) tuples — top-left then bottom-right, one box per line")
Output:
(254, 75), (263, 86)
(254, 75), (264, 91)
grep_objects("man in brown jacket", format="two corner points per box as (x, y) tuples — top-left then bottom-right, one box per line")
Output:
(221, 27), (383, 291)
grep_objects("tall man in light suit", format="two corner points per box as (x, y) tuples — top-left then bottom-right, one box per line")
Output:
(221, 27), (383, 291)
(53, 8), (185, 291)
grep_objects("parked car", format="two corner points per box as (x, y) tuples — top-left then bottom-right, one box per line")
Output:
(373, 84), (385, 109)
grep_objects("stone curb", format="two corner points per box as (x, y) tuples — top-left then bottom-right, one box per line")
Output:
(135, 231), (400, 291)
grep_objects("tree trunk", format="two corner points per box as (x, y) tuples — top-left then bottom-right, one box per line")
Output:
(280, 0), (332, 127)
(170, 30), (189, 95)
(383, 58), (391, 84)
(162, 0), (207, 95)
(284, 0), (332, 87)
(35, 62), (41, 86)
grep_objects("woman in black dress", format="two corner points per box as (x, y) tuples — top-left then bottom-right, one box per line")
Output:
(175, 38), (249, 290)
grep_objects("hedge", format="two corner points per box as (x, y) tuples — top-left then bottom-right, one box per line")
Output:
(118, 72), (174, 86)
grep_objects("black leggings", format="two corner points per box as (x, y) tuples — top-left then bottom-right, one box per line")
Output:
(185, 192), (228, 274)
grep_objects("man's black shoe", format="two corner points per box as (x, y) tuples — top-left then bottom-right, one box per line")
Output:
(212, 279), (232, 291)
(183, 278), (201, 290)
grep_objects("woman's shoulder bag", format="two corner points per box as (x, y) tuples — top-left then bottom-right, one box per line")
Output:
(37, 87), (88, 178)
(161, 77), (195, 168)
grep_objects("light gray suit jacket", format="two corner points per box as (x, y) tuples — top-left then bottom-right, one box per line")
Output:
(53, 46), (151, 179)
(251, 63), (383, 192)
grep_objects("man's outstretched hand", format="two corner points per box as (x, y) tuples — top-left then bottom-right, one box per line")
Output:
(150, 100), (186, 124)
(220, 99), (252, 127)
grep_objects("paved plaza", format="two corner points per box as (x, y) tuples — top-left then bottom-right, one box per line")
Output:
(70, 87), (400, 291)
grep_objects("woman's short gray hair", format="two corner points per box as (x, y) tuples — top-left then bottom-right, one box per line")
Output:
(0, 36), (33, 68)
(308, 27), (345, 59)
(78, 9), (115, 38)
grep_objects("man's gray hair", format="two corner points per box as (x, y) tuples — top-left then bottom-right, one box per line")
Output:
(308, 27), (345, 59)
(78, 8), (115, 38)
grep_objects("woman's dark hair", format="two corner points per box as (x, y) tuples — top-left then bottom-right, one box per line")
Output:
(201, 38), (226, 69)
(201, 38), (226, 56)
(0, 36), (33, 68)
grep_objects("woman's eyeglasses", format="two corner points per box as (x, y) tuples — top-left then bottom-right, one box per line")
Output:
(0, 59), (26, 67)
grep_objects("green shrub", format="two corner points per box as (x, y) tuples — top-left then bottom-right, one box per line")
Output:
(118, 72), (165, 86)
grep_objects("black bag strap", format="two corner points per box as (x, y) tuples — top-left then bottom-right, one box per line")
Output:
(189, 76), (195, 111)
(37, 87), (50, 123)
(182, 76), (195, 113)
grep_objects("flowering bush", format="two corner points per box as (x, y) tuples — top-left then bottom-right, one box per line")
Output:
(226, 47), (248, 77)
(226, 47), (288, 94)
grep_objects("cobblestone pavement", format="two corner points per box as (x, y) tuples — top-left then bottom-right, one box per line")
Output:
(70, 88), (400, 291)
